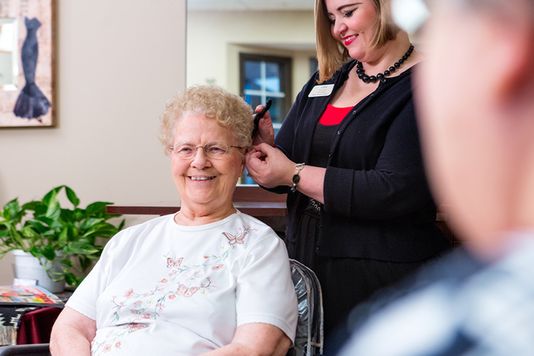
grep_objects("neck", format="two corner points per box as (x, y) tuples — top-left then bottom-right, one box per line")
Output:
(174, 202), (236, 226)
(360, 32), (414, 72)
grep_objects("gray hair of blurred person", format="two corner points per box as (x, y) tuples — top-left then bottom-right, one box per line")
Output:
(314, 0), (400, 83)
(160, 85), (254, 153)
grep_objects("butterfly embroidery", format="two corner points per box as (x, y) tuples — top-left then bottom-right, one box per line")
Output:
(166, 257), (183, 269)
(222, 226), (252, 246)
(176, 284), (199, 297)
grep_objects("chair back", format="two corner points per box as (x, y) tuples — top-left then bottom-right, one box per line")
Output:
(289, 259), (323, 356)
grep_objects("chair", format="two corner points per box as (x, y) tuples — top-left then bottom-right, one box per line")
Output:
(0, 344), (50, 356)
(288, 258), (324, 356)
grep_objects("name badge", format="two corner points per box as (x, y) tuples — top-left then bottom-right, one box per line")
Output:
(308, 84), (334, 97)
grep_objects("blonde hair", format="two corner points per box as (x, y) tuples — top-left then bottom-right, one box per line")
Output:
(315, 0), (399, 83)
(160, 85), (253, 153)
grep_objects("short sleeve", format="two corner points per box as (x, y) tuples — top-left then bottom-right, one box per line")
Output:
(235, 231), (298, 342)
(65, 231), (131, 321)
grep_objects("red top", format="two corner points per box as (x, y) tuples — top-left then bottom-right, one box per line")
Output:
(319, 104), (354, 126)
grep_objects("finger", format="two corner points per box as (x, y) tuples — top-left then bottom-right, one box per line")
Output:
(245, 156), (264, 176)
(258, 117), (275, 145)
(255, 142), (275, 153)
(254, 104), (266, 113)
(245, 150), (264, 166)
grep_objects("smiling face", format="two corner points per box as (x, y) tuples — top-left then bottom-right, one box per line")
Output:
(171, 112), (244, 217)
(325, 0), (379, 61)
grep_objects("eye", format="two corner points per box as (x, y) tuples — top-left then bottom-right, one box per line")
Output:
(206, 145), (227, 156)
(176, 145), (193, 155)
(343, 9), (354, 18)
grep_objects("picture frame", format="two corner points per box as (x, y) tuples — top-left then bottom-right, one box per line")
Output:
(0, 0), (55, 128)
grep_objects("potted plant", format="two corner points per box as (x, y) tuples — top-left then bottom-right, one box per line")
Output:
(0, 185), (124, 292)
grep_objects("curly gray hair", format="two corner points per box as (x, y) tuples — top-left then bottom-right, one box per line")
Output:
(160, 85), (254, 152)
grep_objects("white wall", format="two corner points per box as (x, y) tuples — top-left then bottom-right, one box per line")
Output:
(0, 0), (186, 284)
(187, 10), (315, 99)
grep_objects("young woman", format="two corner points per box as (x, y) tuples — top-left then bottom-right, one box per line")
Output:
(246, 0), (451, 340)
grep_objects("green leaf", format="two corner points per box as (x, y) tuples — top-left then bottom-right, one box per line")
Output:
(65, 241), (99, 256)
(21, 226), (39, 239)
(41, 245), (57, 260)
(59, 227), (69, 245)
(65, 186), (80, 207)
(60, 209), (75, 222)
(60, 258), (73, 268)
(73, 208), (85, 220)
(45, 199), (61, 220)
(22, 200), (42, 211)
(3, 199), (22, 221)
(42, 186), (62, 206)
(29, 246), (42, 258)
(85, 201), (112, 216)
(64, 272), (79, 287)
(0, 228), (9, 238)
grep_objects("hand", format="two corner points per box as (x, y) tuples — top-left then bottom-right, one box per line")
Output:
(252, 105), (275, 146)
(245, 144), (294, 188)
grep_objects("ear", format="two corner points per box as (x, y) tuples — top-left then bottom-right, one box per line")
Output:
(496, 34), (534, 106)
(487, 9), (534, 106)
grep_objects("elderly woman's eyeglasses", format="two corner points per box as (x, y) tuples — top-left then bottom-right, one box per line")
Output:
(169, 144), (245, 160)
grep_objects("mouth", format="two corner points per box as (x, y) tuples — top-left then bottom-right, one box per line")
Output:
(189, 175), (216, 181)
(342, 34), (357, 46)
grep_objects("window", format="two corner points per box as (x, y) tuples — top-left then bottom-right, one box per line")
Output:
(239, 53), (292, 184)
(240, 53), (292, 132)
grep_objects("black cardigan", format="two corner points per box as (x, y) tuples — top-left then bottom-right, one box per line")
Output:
(273, 61), (451, 261)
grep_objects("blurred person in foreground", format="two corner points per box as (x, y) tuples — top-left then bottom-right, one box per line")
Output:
(50, 85), (297, 355)
(338, 0), (534, 354)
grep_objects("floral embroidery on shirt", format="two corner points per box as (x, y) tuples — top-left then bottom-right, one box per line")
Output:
(166, 256), (183, 268)
(95, 224), (254, 353)
(92, 323), (148, 354)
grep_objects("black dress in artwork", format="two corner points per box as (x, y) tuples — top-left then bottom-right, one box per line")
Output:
(13, 17), (51, 120)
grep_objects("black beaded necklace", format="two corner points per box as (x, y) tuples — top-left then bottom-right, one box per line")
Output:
(356, 44), (414, 84)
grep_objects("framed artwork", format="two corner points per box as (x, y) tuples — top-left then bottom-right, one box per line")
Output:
(0, 0), (54, 128)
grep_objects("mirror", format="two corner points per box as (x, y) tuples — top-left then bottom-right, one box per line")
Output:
(186, 0), (316, 183)
(0, 0), (55, 128)
(0, 17), (18, 90)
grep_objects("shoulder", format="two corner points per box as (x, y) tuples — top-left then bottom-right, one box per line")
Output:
(231, 212), (281, 240)
(337, 249), (490, 355)
(104, 214), (172, 250)
(227, 212), (285, 251)
(339, 282), (462, 356)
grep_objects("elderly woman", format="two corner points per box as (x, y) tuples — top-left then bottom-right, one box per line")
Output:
(50, 85), (298, 355)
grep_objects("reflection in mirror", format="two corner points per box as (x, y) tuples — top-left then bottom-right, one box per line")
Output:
(0, 17), (18, 90)
(187, 0), (315, 183)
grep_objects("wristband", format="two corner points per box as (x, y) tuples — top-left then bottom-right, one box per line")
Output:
(290, 163), (306, 193)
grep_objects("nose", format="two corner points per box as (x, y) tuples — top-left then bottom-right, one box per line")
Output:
(333, 18), (347, 38)
(190, 147), (211, 169)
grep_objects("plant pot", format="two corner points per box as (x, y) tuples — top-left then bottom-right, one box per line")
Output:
(11, 250), (65, 293)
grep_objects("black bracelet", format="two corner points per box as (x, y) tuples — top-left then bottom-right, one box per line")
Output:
(290, 163), (305, 193)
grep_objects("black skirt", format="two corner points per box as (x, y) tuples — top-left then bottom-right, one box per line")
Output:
(287, 199), (427, 341)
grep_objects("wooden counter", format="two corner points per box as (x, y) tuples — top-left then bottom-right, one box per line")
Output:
(106, 186), (287, 217)
(106, 186), (456, 243)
